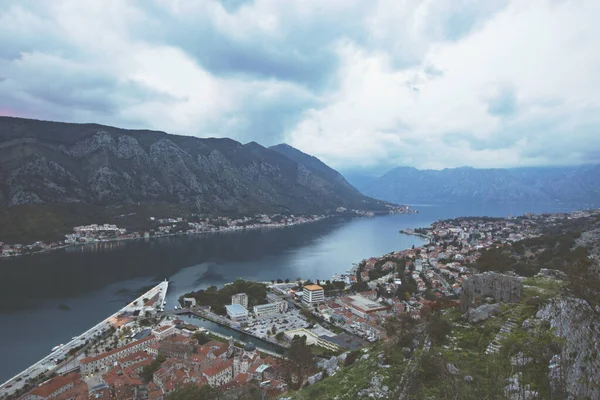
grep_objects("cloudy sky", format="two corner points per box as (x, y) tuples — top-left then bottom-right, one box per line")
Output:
(1, 0), (599, 172)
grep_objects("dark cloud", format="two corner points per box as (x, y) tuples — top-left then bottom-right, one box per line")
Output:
(136, 1), (369, 91)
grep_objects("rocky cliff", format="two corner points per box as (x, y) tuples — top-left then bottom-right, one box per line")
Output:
(535, 297), (600, 399)
(0, 117), (392, 215)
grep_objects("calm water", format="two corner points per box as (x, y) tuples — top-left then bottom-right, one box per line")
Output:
(0, 202), (582, 381)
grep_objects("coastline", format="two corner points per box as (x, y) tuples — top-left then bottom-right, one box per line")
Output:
(0, 215), (331, 261)
(1, 209), (416, 261)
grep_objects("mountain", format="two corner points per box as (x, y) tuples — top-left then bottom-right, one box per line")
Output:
(358, 165), (600, 205)
(0, 117), (393, 241)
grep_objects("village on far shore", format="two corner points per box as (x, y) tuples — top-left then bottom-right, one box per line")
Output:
(0, 204), (414, 259)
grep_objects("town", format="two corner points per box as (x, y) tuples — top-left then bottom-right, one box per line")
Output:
(0, 205), (413, 259)
(2, 208), (598, 400)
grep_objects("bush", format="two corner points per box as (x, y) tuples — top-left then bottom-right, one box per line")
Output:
(344, 350), (361, 367)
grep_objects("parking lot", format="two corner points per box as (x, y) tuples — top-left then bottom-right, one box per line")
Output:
(244, 309), (309, 339)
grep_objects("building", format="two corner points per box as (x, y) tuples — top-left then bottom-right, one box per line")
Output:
(302, 285), (324, 304)
(80, 336), (157, 375)
(158, 335), (198, 359)
(253, 301), (288, 317)
(151, 325), (176, 340)
(231, 293), (249, 309)
(202, 359), (233, 387)
(24, 373), (80, 400)
(339, 295), (389, 318)
(283, 328), (341, 352)
(225, 304), (249, 321)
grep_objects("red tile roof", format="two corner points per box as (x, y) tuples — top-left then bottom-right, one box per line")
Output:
(81, 336), (155, 364)
(29, 373), (80, 398)
(202, 359), (233, 377)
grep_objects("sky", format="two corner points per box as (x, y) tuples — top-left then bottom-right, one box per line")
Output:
(1, 0), (599, 172)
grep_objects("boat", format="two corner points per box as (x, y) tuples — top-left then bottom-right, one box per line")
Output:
(51, 344), (64, 352)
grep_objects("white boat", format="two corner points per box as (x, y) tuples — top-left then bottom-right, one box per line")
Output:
(51, 344), (63, 352)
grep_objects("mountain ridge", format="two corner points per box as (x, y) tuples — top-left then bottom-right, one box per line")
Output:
(354, 164), (600, 205)
(0, 116), (396, 242)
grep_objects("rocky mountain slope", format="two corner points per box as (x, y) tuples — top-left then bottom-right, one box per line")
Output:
(0, 117), (391, 215)
(357, 165), (600, 205)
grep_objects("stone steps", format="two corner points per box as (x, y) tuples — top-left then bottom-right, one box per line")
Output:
(485, 318), (519, 354)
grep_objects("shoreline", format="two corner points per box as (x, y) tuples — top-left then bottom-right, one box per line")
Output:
(1, 209), (416, 261)
(0, 215), (332, 261)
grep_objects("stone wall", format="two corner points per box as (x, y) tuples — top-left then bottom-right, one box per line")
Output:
(461, 272), (523, 311)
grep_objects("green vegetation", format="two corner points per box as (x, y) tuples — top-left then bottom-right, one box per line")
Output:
(181, 279), (267, 315)
(141, 354), (166, 382)
(0, 202), (191, 244)
(284, 346), (397, 400)
(281, 335), (315, 390)
(191, 331), (211, 345)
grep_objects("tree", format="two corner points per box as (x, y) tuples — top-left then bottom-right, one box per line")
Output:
(426, 312), (452, 345)
(285, 278), (290, 283)
(275, 331), (285, 341)
(141, 355), (166, 382)
(282, 335), (314, 389)
(277, 279), (283, 283)
(192, 331), (210, 345)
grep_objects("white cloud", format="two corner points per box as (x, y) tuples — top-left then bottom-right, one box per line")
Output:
(1, 0), (599, 169)
(285, 0), (600, 169)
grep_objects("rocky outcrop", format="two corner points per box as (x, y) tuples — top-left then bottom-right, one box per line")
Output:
(463, 303), (501, 323)
(357, 373), (390, 399)
(536, 297), (600, 399)
(461, 272), (523, 311)
(0, 116), (395, 213)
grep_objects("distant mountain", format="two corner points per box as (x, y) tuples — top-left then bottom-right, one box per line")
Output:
(0, 117), (396, 241)
(359, 165), (600, 205)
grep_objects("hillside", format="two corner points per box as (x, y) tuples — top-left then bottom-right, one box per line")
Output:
(0, 117), (393, 242)
(358, 165), (600, 205)
(284, 215), (600, 400)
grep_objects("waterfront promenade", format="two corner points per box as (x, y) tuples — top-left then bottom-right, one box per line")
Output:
(0, 280), (169, 398)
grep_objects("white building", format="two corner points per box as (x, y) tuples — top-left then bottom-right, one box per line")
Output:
(302, 285), (325, 304)
(225, 304), (249, 321)
(80, 336), (157, 376)
(231, 293), (249, 309)
(253, 301), (288, 317)
(151, 325), (176, 340)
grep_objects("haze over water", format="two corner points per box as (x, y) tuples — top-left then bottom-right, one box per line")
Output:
(0, 203), (582, 381)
